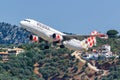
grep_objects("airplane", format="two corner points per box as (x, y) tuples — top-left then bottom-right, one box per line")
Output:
(20, 19), (108, 72)
(20, 19), (108, 50)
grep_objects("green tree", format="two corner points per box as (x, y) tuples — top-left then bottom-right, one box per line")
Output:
(107, 30), (119, 38)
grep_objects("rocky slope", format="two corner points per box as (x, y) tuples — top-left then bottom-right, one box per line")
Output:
(0, 22), (30, 44)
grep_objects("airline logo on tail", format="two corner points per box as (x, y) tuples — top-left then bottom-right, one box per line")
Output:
(80, 30), (107, 50)
(87, 31), (98, 47)
(80, 31), (98, 50)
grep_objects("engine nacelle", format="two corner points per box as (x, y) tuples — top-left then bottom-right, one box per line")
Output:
(52, 33), (63, 42)
(30, 35), (39, 42)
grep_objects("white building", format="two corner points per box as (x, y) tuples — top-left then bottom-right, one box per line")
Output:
(99, 44), (113, 58)
(82, 44), (113, 60)
(101, 44), (111, 52)
(8, 48), (24, 56)
(82, 52), (99, 60)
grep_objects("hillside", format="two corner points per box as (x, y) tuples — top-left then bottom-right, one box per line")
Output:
(0, 43), (107, 80)
(0, 22), (120, 79)
(0, 43), (120, 80)
(0, 22), (30, 44)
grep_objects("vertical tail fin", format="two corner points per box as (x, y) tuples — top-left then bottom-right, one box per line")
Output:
(87, 30), (108, 47)
(80, 30), (108, 50)
(87, 31), (98, 47)
(80, 31), (98, 50)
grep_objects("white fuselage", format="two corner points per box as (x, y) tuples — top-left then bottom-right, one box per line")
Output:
(63, 39), (88, 51)
(20, 19), (65, 42)
(20, 19), (91, 51)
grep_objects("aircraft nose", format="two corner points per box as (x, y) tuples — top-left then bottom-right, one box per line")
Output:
(19, 21), (24, 26)
(19, 20), (28, 29)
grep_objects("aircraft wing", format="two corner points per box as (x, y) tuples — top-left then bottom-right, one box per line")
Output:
(63, 35), (94, 40)
(62, 33), (108, 40)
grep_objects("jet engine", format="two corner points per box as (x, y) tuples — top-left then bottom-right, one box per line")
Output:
(52, 33), (63, 43)
(29, 35), (39, 42)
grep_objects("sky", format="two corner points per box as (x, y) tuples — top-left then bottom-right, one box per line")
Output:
(0, 0), (120, 34)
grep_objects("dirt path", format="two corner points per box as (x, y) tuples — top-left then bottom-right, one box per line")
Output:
(33, 63), (43, 77)
(71, 51), (100, 72)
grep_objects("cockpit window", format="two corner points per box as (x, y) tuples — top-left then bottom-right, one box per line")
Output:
(24, 20), (30, 22)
